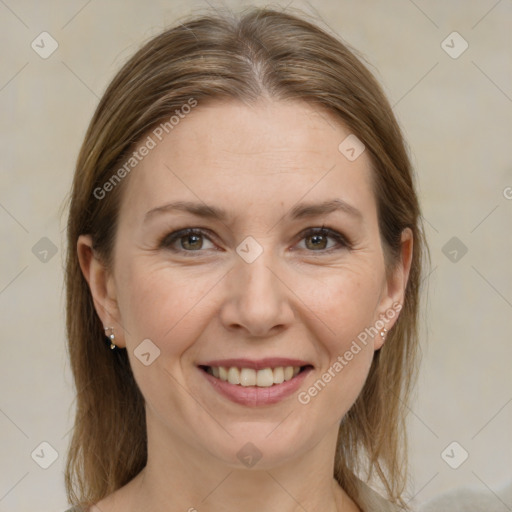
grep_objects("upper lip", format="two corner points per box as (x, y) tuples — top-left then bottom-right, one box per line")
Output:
(198, 358), (313, 370)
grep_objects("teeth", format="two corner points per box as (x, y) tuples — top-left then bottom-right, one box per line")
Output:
(208, 365), (303, 387)
(273, 366), (284, 384)
(240, 368), (256, 386)
(256, 368), (274, 387)
(228, 366), (241, 385)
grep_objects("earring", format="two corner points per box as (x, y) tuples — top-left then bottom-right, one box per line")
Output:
(104, 326), (116, 349)
(380, 328), (388, 340)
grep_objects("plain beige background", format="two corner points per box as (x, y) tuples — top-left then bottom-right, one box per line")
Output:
(0, 0), (511, 510)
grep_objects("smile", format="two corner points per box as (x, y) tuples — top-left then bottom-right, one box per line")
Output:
(200, 365), (308, 387)
(197, 357), (314, 406)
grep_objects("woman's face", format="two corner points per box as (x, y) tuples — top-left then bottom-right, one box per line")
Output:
(81, 99), (410, 470)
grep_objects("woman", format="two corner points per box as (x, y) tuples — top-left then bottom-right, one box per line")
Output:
(64, 7), (426, 511)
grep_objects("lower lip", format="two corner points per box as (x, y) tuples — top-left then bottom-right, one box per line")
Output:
(199, 367), (313, 406)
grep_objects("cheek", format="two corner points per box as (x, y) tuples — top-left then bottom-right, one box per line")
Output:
(115, 257), (221, 349)
(114, 260), (218, 408)
(299, 267), (381, 396)
(297, 282), (377, 418)
(303, 266), (382, 345)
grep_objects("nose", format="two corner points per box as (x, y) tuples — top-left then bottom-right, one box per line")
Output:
(219, 249), (295, 338)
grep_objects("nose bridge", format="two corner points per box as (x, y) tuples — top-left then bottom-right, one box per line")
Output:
(240, 251), (278, 298)
(235, 233), (279, 291)
(220, 240), (293, 335)
(236, 244), (282, 308)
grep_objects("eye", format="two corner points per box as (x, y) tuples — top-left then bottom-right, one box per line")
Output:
(159, 225), (351, 255)
(160, 228), (216, 253)
(296, 226), (351, 252)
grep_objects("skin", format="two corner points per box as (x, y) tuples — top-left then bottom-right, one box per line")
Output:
(78, 98), (413, 512)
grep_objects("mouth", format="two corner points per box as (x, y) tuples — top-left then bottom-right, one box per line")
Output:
(196, 357), (314, 406)
(198, 364), (313, 387)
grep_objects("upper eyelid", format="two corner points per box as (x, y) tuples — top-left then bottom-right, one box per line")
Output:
(160, 227), (216, 247)
(296, 227), (350, 250)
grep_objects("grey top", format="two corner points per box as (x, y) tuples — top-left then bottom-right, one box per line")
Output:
(64, 480), (402, 512)
(417, 479), (512, 512)
(63, 478), (512, 511)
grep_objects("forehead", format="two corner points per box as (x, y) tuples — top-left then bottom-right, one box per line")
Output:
(118, 99), (377, 224)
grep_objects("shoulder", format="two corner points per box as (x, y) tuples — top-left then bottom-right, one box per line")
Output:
(417, 480), (512, 512)
(354, 479), (406, 511)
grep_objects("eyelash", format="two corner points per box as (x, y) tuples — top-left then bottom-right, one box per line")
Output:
(158, 225), (352, 256)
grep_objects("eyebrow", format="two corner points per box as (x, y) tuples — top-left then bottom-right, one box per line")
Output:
(144, 198), (363, 223)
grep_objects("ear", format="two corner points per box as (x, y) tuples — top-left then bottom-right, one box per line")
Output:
(77, 235), (126, 348)
(374, 227), (413, 350)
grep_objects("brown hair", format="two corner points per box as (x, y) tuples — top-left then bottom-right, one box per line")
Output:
(65, 6), (427, 509)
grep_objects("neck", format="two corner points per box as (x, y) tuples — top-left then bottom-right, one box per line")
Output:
(124, 410), (359, 512)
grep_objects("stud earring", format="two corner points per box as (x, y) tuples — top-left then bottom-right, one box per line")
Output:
(380, 328), (388, 340)
(104, 326), (116, 349)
